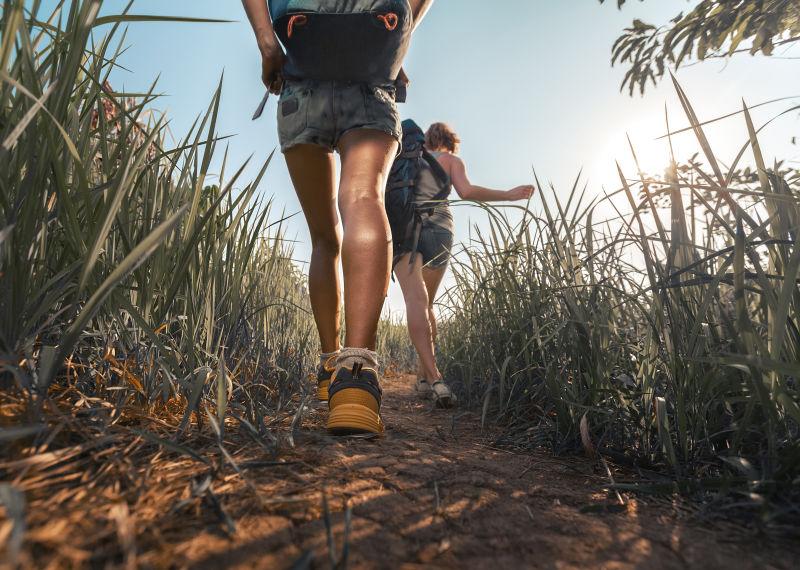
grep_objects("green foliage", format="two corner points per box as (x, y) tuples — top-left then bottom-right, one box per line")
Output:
(0, 0), (318, 424)
(439, 80), (800, 517)
(600, 1), (800, 95)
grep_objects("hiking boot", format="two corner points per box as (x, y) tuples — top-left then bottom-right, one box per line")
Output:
(415, 377), (433, 397)
(430, 381), (456, 409)
(327, 363), (385, 435)
(313, 354), (337, 402)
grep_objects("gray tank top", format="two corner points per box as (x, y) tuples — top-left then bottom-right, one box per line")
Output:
(414, 151), (454, 232)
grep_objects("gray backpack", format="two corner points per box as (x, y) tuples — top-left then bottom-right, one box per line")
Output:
(269, 0), (412, 84)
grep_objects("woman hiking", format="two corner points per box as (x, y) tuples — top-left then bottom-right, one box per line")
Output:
(395, 122), (534, 407)
(242, 0), (434, 435)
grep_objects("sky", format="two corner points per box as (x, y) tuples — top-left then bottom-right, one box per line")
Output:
(51, 0), (800, 316)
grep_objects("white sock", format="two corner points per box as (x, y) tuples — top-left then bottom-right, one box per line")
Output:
(335, 347), (379, 374)
(319, 350), (339, 368)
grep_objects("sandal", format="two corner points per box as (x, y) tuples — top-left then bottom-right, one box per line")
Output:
(430, 381), (456, 409)
(415, 377), (433, 397)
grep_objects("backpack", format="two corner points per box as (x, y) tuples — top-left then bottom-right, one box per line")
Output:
(385, 119), (451, 266)
(269, 0), (412, 83)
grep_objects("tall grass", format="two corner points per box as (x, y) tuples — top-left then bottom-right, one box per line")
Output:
(0, 0), (416, 442)
(0, 0), (322, 435)
(378, 316), (416, 373)
(439, 80), (800, 518)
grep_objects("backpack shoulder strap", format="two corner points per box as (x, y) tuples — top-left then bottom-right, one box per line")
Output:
(421, 150), (451, 201)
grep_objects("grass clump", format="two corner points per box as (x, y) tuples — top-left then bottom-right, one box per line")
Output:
(0, 0), (318, 430)
(439, 80), (800, 527)
(0, 2), (324, 562)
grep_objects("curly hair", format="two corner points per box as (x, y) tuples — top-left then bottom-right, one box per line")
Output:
(425, 122), (461, 153)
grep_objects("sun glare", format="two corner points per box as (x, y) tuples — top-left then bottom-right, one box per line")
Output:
(605, 115), (675, 180)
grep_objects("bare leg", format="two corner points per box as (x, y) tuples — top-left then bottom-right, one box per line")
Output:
(396, 254), (441, 380)
(337, 130), (398, 350)
(422, 264), (448, 346)
(284, 145), (341, 354)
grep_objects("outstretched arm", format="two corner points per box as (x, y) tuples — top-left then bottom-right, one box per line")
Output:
(241, 0), (285, 93)
(448, 156), (535, 202)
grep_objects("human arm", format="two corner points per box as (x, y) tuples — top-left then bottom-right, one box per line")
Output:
(408, 0), (435, 31)
(395, 0), (434, 91)
(447, 155), (535, 202)
(241, 0), (285, 93)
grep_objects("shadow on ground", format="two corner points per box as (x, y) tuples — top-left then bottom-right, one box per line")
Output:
(153, 376), (798, 570)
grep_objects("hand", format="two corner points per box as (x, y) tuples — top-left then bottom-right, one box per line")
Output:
(507, 184), (535, 201)
(259, 41), (286, 94)
(394, 67), (409, 103)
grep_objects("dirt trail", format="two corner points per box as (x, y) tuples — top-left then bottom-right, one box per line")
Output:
(132, 374), (796, 570)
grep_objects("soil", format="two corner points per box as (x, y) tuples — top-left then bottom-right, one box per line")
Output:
(3, 374), (799, 569)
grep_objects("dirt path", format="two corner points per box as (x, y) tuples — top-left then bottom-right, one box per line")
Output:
(135, 374), (795, 570)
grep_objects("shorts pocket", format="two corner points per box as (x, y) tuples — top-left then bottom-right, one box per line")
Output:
(363, 84), (398, 125)
(277, 83), (310, 142)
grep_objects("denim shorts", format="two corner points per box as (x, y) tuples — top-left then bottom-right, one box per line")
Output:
(277, 78), (402, 153)
(393, 222), (453, 269)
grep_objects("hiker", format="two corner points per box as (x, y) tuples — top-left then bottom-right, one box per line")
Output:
(392, 122), (534, 406)
(242, 0), (435, 435)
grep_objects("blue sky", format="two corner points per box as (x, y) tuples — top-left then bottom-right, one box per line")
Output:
(56, 1), (800, 315)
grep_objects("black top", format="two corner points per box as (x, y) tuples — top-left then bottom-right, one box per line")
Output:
(269, 0), (412, 83)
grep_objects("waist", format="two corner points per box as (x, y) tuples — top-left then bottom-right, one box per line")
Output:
(419, 202), (454, 224)
(283, 74), (396, 90)
(422, 214), (454, 233)
(415, 196), (452, 210)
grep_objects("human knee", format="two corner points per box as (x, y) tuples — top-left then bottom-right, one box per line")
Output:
(339, 185), (384, 210)
(404, 288), (430, 313)
(310, 230), (341, 256)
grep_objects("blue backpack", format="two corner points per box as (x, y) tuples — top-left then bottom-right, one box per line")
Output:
(385, 119), (451, 265)
(269, 0), (412, 84)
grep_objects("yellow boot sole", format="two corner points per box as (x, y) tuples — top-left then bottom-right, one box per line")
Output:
(327, 388), (384, 435)
(317, 380), (330, 402)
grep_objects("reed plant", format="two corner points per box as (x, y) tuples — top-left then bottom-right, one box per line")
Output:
(439, 79), (800, 520)
(0, 0), (324, 440)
